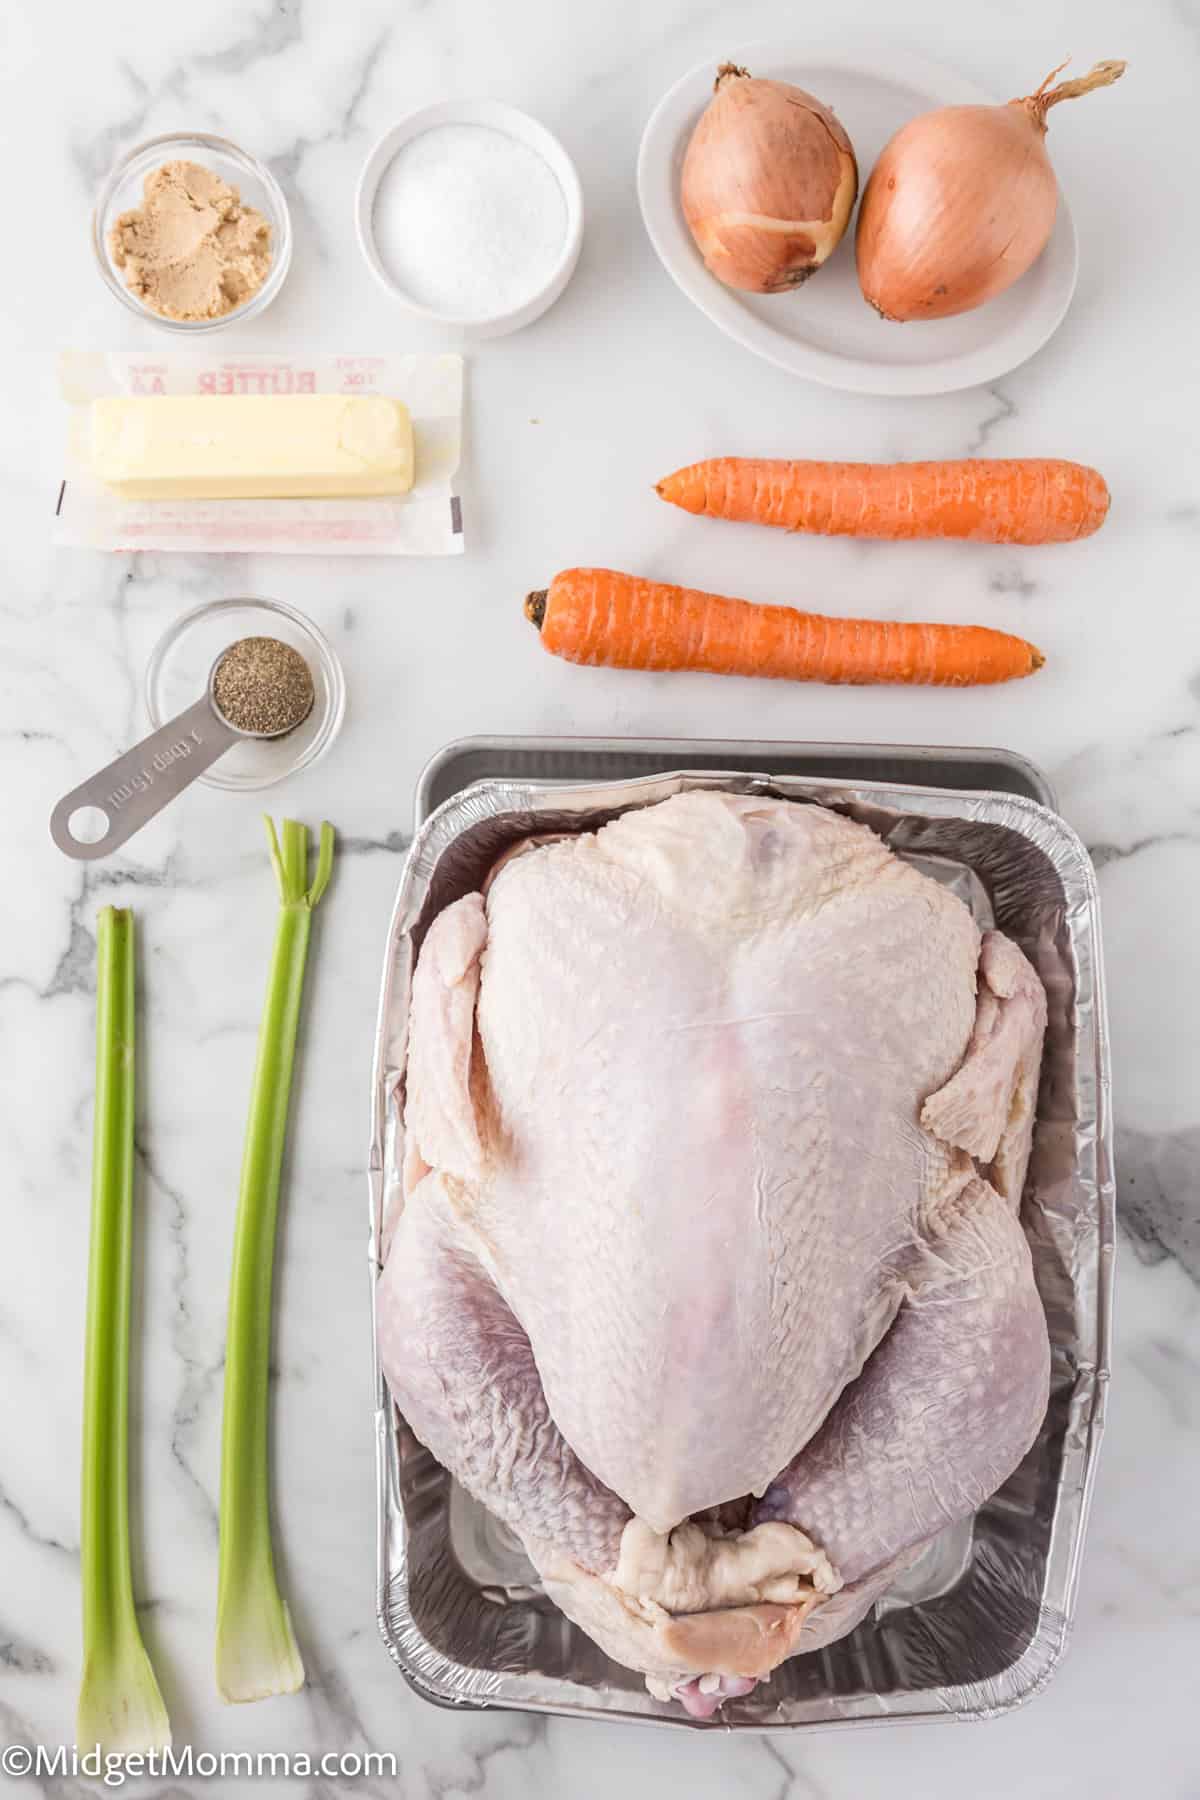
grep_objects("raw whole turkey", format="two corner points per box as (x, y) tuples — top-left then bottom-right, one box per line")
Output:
(376, 792), (1050, 1716)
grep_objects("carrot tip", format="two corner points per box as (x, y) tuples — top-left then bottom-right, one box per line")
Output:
(524, 590), (548, 630)
(1030, 648), (1046, 672)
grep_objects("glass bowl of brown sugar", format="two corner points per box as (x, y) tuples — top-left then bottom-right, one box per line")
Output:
(93, 132), (292, 332)
(145, 598), (345, 790)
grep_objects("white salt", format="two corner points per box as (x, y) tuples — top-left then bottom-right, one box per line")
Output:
(372, 124), (568, 320)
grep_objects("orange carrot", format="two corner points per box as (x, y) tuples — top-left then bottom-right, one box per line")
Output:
(656, 457), (1109, 545)
(525, 569), (1043, 688)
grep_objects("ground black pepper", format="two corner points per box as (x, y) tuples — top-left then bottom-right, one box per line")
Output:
(211, 636), (315, 737)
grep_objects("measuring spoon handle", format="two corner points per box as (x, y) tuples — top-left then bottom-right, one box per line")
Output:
(50, 699), (238, 861)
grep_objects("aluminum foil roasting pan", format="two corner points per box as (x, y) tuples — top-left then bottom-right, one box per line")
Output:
(368, 752), (1112, 1733)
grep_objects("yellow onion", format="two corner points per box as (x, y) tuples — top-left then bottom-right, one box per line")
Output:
(681, 63), (858, 293)
(857, 59), (1125, 321)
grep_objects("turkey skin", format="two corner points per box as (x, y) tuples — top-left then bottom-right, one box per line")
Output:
(377, 792), (1050, 1714)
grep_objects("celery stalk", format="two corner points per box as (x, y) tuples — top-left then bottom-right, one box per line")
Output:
(215, 819), (334, 1702)
(78, 907), (171, 1754)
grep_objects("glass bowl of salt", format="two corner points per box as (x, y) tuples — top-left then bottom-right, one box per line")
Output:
(355, 100), (584, 337)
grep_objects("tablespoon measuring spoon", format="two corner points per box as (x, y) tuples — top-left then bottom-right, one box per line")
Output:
(50, 639), (314, 861)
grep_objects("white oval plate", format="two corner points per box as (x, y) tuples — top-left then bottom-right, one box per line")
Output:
(637, 44), (1078, 396)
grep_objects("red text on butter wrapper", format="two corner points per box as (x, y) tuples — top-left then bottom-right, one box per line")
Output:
(198, 369), (318, 395)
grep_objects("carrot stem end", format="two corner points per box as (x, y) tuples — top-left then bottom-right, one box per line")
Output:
(525, 591), (548, 630)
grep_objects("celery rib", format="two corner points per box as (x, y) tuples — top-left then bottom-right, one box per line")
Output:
(78, 907), (171, 1754)
(215, 820), (334, 1703)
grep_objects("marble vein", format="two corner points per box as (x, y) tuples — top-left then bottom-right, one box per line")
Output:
(423, 1716), (547, 1800)
(337, 832), (411, 858)
(190, 0), (306, 78)
(134, 1139), (222, 1532)
(1126, 1334), (1200, 1432)
(1117, 1124), (1200, 1279)
(758, 1740), (828, 1800)
(0, 1483), (76, 1562)
(0, 1631), (55, 1677)
(986, 566), (1037, 599)
(964, 385), (1016, 455)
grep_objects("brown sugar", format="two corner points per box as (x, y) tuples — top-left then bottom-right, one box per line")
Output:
(109, 160), (272, 322)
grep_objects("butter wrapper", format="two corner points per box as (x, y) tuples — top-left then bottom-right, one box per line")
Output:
(56, 350), (464, 556)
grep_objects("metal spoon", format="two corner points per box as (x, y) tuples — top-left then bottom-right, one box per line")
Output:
(50, 648), (313, 862)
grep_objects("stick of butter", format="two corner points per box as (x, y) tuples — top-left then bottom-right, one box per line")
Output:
(89, 394), (415, 499)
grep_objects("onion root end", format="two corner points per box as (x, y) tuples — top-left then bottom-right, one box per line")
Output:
(715, 62), (750, 91)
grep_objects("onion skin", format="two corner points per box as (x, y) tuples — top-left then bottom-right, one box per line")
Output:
(682, 64), (858, 294)
(858, 104), (1058, 320)
(857, 59), (1126, 321)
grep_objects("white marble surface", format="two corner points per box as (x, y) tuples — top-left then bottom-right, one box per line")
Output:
(3, 0), (1198, 1794)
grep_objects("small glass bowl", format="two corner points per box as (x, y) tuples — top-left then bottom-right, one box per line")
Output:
(93, 132), (292, 333)
(146, 598), (344, 791)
